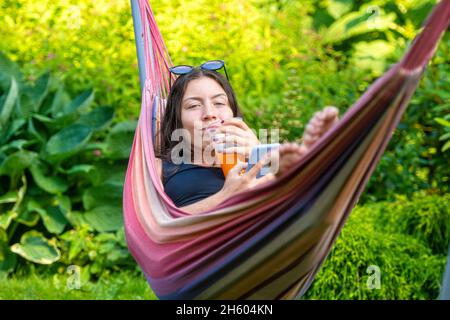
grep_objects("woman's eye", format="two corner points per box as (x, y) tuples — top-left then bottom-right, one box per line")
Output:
(188, 105), (200, 109)
(215, 103), (225, 106)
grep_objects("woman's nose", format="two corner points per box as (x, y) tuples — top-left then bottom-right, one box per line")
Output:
(202, 103), (218, 120)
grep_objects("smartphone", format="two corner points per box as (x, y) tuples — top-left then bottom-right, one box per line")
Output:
(246, 143), (280, 178)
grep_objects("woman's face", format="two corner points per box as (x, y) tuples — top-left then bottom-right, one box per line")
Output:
(180, 76), (234, 150)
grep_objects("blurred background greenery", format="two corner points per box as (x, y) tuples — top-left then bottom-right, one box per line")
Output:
(0, 0), (448, 299)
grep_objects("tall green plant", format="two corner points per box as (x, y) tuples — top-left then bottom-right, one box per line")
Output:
(0, 52), (135, 278)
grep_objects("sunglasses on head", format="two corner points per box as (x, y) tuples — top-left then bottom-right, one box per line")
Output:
(169, 60), (229, 88)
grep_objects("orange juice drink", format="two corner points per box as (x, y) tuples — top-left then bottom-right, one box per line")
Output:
(215, 150), (245, 177)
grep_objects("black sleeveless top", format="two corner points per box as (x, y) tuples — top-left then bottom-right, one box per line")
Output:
(162, 160), (225, 207)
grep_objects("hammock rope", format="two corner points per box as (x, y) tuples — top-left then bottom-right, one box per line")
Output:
(124, 0), (450, 299)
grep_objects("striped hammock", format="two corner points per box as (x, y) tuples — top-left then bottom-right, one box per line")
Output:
(123, 0), (450, 300)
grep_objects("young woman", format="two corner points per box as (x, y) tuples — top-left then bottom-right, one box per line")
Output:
(154, 64), (339, 214)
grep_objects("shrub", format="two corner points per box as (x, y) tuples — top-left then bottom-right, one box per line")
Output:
(304, 194), (449, 299)
(0, 53), (135, 279)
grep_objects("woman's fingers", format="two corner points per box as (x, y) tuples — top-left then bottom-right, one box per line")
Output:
(216, 125), (247, 138)
(221, 117), (250, 131)
(227, 160), (248, 177)
(220, 146), (250, 158)
(213, 133), (246, 147)
(250, 173), (276, 188)
(245, 154), (271, 180)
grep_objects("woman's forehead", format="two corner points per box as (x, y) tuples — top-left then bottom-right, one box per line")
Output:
(184, 77), (226, 96)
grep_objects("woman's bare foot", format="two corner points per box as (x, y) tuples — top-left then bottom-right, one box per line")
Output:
(273, 106), (339, 177)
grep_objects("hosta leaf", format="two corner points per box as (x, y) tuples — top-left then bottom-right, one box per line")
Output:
(0, 119), (26, 145)
(45, 124), (92, 162)
(0, 210), (18, 230)
(324, 6), (396, 43)
(16, 209), (40, 227)
(84, 206), (123, 232)
(82, 183), (122, 210)
(27, 71), (51, 113)
(63, 164), (95, 175)
(0, 191), (18, 204)
(0, 234), (17, 274)
(10, 231), (60, 264)
(104, 120), (137, 159)
(0, 150), (37, 177)
(0, 52), (23, 89)
(39, 206), (68, 234)
(27, 117), (47, 144)
(50, 85), (70, 118)
(64, 210), (90, 229)
(77, 106), (114, 132)
(29, 160), (69, 194)
(0, 76), (18, 128)
(62, 88), (94, 116)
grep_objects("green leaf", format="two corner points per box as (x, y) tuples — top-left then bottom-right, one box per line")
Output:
(0, 210), (18, 230)
(0, 150), (37, 177)
(64, 210), (90, 229)
(439, 133), (450, 141)
(63, 164), (95, 175)
(16, 209), (40, 227)
(0, 76), (18, 128)
(0, 52), (23, 90)
(39, 206), (68, 234)
(324, 6), (396, 43)
(442, 140), (450, 152)
(0, 191), (18, 204)
(50, 84), (70, 118)
(77, 106), (114, 132)
(62, 88), (94, 116)
(0, 119), (26, 145)
(10, 231), (60, 264)
(0, 236), (17, 274)
(29, 160), (69, 194)
(45, 124), (92, 162)
(327, 0), (353, 20)
(435, 117), (450, 127)
(104, 120), (137, 159)
(27, 71), (51, 113)
(84, 206), (123, 232)
(82, 184), (123, 211)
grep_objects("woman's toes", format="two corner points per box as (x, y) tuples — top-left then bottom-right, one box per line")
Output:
(324, 106), (339, 120)
(303, 133), (317, 146)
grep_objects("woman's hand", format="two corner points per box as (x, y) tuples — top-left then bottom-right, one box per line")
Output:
(212, 118), (260, 160)
(220, 156), (275, 199)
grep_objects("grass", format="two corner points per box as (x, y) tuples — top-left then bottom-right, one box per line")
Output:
(0, 272), (158, 300)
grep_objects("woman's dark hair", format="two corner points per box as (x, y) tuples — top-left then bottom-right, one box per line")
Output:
(157, 68), (243, 161)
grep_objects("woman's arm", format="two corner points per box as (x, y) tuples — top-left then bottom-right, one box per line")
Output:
(157, 157), (233, 214)
(180, 158), (274, 215)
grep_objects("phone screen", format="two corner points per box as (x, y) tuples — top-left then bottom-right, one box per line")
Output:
(246, 143), (280, 178)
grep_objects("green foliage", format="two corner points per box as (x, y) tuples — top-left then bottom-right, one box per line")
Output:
(58, 225), (136, 279)
(305, 194), (449, 300)
(0, 0), (448, 298)
(0, 53), (135, 276)
(0, 271), (156, 300)
(364, 38), (449, 202)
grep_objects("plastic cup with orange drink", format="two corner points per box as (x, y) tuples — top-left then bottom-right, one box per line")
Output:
(208, 117), (246, 177)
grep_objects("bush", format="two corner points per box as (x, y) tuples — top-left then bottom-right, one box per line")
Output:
(304, 194), (449, 299)
(0, 53), (136, 279)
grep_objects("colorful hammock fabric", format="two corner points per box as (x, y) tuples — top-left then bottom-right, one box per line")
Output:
(123, 0), (450, 300)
